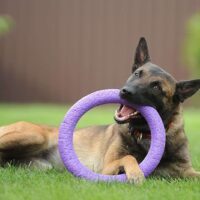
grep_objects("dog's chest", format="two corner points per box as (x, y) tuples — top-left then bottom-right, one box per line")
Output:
(120, 133), (151, 163)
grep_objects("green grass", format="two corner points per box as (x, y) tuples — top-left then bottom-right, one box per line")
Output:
(0, 103), (200, 200)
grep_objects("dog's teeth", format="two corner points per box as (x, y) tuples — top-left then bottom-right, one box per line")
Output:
(130, 111), (139, 116)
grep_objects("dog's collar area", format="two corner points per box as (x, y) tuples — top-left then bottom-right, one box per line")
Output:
(131, 121), (172, 143)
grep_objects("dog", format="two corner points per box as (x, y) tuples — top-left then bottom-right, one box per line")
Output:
(0, 37), (200, 185)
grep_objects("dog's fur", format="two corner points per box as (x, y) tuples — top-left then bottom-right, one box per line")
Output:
(1, 38), (200, 184)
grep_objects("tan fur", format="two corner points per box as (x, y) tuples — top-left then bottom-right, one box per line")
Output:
(0, 121), (145, 183)
(1, 38), (200, 185)
(0, 105), (199, 184)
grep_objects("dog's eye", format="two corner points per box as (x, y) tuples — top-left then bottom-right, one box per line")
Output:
(153, 85), (159, 90)
(135, 71), (142, 77)
(151, 81), (161, 91)
(135, 72), (139, 77)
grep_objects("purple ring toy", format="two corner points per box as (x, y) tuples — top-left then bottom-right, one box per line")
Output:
(58, 89), (166, 182)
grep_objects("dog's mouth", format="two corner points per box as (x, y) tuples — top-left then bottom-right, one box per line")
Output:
(114, 104), (143, 124)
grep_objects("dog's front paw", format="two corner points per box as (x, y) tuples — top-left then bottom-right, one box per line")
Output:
(127, 168), (145, 185)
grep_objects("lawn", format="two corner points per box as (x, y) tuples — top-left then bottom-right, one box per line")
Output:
(0, 103), (200, 200)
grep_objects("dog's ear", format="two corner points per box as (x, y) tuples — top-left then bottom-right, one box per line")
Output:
(174, 79), (200, 103)
(132, 37), (151, 72)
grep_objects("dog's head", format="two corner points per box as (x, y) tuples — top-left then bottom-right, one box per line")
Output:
(115, 37), (200, 132)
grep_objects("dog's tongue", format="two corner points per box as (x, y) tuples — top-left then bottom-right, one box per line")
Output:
(119, 105), (135, 117)
(115, 105), (137, 122)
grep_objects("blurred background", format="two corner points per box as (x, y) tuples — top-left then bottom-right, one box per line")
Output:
(0, 0), (200, 104)
(1, 2), (200, 199)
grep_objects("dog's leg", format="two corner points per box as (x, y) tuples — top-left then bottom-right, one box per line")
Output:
(102, 155), (145, 184)
(154, 163), (200, 179)
(2, 157), (53, 170)
(0, 130), (48, 157)
(101, 160), (121, 175)
(27, 158), (53, 170)
(183, 168), (200, 178)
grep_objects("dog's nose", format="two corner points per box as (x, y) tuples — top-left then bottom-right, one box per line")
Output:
(120, 87), (132, 97)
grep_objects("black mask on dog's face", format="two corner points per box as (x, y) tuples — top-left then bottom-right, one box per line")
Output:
(114, 37), (200, 133)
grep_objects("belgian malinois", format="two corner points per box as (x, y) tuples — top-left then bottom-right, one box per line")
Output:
(0, 38), (200, 184)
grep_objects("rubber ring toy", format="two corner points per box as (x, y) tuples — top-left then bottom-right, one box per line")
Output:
(58, 89), (166, 182)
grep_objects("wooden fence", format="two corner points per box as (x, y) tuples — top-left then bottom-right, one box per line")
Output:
(0, 0), (200, 102)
